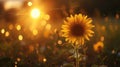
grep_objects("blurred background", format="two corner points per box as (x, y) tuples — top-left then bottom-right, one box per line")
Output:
(0, 0), (120, 67)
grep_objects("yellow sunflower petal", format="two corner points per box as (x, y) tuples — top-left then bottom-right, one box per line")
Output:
(67, 15), (74, 23)
(74, 14), (77, 23)
(62, 33), (69, 37)
(78, 38), (82, 45)
(62, 25), (69, 29)
(84, 35), (90, 40)
(88, 33), (93, 37)
(78, 14), (83, 22)
(87, 24), (95, 28)
(78, 14), (82, 19)
(64, 20), (68, 24)
(85, 18), (92, 24)
(87, 30), (94, 33)
(81, 37), (85, 45)
(83, 16), (88, 21)
(66, 37), (71, 43)
(61, 30), (69, 33)
(71, 37), (77, 44)
(75, 40), (79, 45)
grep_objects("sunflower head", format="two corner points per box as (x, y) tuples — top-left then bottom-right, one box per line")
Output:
(93, 41), (104, 53)
(61, 14), (94, 46)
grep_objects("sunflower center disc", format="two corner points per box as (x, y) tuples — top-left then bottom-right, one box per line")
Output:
(70, 23), (85, 37)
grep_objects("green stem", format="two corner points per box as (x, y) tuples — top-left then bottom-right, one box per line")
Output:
(75, 46), (79, 67)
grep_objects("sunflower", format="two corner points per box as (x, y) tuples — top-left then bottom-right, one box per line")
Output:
(61, 14), (94, 46)
(93, 41), (104, 53)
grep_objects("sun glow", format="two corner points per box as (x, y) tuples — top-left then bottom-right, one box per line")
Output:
(31, 8), (41, 19)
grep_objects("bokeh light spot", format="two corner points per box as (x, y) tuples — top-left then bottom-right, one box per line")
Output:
(18, 35), (23, 41)
(29, 45), (34, 53)
(45, 24), (51, 30)
(5, 31), (10, 37)
(1, 29), (5, 34)
(33, 29), (38, 36)
(9, 24), (14, 30)
(44, 14), (50, 20)
(16, 25), (21, 31)
(28, 2), (32, 6)
(17, 58), (21, 62)
(41, 21), (46, 26)
(43, 58), (47, 62)
(15, 61), (17, 65)
(100, 36), (104, 41)
(57, 40), (62, 45)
